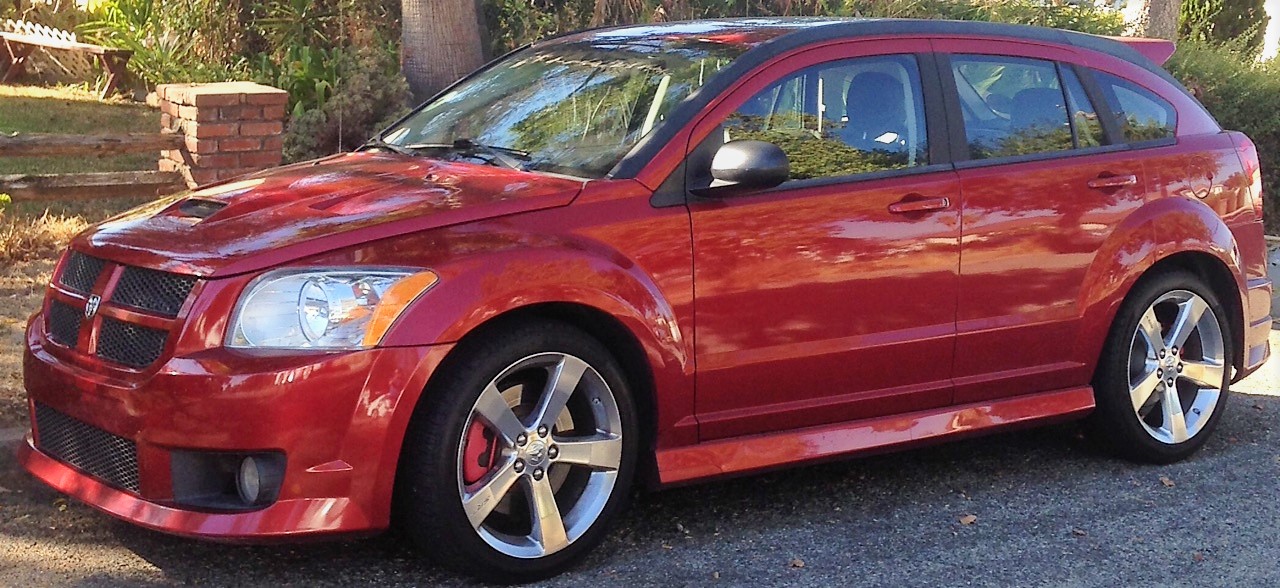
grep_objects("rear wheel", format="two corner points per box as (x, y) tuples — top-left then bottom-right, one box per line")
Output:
(397, 321), (637, 583)
(1091, 270), (1232, 463)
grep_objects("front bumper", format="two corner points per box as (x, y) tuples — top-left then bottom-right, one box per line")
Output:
(20, 314), (452, 540)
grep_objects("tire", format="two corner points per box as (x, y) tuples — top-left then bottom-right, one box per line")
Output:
(395, 319), (639, 583)
(1090, 269), (1232, 464)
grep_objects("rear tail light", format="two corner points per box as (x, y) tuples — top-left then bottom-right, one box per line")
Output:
(1230, 132), (1265, 219)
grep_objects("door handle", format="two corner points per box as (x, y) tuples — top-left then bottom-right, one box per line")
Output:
(888, 196), (951, 214)
(1087, 174), (1138, 190)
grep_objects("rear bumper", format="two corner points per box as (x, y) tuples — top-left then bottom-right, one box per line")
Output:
(1239, 276), (1272, 380)
(19, 314), (452, 540)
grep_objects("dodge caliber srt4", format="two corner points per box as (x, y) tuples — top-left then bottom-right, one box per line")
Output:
(19, 17), (1271, 583)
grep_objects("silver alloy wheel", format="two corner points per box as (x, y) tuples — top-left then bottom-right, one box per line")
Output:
(456, 352), (623, 559)
(1127, 290), (1226, 445)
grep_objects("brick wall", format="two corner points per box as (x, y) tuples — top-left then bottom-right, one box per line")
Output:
(155, 82), (288, 188)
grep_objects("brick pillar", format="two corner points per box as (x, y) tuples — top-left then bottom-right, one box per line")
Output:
(155, 82), (288, 188)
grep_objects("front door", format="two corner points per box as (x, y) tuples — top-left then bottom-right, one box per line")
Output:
(686, 42), (962, 440)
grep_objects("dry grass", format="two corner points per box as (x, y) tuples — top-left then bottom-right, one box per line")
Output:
(0, 212), (90, 264)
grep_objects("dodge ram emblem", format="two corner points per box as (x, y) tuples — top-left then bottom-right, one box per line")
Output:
(84, 295), (101, 319)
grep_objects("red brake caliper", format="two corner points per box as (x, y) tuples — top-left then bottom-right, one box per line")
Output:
(462, 420), (499, 484)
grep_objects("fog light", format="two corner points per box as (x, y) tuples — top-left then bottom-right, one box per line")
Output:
(237, 456), (263, 505)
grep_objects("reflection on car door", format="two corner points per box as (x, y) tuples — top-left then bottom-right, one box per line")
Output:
(937, 40), (1150, 403)
(686, 42), (962, 440)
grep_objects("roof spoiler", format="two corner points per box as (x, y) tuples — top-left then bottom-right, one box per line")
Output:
(1104, 36), (1176, 65)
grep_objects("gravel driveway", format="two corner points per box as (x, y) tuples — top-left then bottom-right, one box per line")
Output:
(2, 330), (1278, 587)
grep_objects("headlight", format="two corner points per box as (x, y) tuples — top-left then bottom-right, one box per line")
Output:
(227, 269), (439, 349)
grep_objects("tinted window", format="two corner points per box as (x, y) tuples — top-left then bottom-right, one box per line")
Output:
(1094, 71), (1177, 142)
(721, 55), (928, 181)
(1061, 67), (1105, 149)
(951, 55), (1073, 159)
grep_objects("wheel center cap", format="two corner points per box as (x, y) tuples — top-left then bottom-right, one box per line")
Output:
(526, 440), (547, 466)
(1163, 354), (1177, 369)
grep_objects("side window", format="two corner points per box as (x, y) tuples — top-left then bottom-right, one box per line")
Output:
(1061, 67), (1105, 149)
(950, 55), (1073, 159)
(1094, 71), (1177, 142)
(722, 54), (928, 181)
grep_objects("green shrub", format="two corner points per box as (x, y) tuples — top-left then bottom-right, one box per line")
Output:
(0, 193), (11, 218)
(1167, 43), (1280, 231)
(279, 44), (410, 163)
(1180, 0), (1270, 54)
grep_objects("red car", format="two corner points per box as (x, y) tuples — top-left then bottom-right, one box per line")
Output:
(19, 18), (1271, 582)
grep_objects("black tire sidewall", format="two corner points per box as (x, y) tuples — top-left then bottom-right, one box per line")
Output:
(1092, 270), (1232, 464)
(396, 319), (639, 583)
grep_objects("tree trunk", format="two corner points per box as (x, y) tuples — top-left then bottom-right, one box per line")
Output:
(1264, 0), (1280, 61)
(400, 0), (487, 103)
(1123, 0), (1184, 40)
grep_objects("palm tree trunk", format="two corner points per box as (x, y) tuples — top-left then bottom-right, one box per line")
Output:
(1123, 0), (1183, 40)
(400, 0), (487, 103)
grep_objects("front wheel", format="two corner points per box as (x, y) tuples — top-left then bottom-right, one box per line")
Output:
(1091, 270), (1232, 463)
(396, 321), (638, 583)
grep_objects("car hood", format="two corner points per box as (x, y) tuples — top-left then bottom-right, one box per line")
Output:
(73, 152), (585, 277)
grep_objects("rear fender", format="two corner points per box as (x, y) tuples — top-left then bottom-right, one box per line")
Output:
(1075, 196), (1243, 377)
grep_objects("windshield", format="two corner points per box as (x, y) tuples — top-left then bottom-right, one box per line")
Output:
(380, 36), (751, 178)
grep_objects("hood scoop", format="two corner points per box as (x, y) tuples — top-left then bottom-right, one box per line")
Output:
(173, 198), (228, 222)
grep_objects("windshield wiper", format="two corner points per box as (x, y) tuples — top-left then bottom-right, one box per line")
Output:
(404, 139), (530, 171)
(358, 136), (416, 157)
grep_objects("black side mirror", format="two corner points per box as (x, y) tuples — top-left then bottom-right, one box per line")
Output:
(695, 140), (789, 196)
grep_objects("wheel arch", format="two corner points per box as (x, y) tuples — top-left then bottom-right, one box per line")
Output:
(1076, 197), (1247, 382)
(446, 302), (662, 479)
(1138, 251), (1247, 378)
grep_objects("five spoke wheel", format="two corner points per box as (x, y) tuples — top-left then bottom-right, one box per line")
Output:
(1127, 290), (1226, 445)
(458, 352), (624, 559)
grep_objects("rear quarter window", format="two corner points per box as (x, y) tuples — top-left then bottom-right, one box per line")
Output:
(1094, 71), (1177, 143)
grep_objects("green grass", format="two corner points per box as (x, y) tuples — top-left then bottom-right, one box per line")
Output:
(0, 84), (157, 177)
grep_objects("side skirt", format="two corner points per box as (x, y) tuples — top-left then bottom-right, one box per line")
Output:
(655, 386), (1095, 486)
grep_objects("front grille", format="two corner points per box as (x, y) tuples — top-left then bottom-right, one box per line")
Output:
(96, 318), (168, 368)
(34, 403), (140, 493)
(46, 300), (82, 346)
(109, 267), (196, 317)
(58, 252), (105, 293)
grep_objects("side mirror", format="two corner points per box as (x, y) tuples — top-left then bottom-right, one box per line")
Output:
(697, 140), (789, 196)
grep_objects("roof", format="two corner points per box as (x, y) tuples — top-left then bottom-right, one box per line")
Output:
(544, 17), (1166, 76)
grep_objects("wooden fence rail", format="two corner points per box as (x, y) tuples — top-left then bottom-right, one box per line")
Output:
(0, 131), (186, 200)
(0, 131), (183, 157)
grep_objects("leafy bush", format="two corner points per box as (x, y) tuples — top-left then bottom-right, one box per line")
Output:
(1167, 42), (1280, 230)
(78, 0), (247, 86)
(1180, 0), (1270, 53)
(0, 193), (11, 218)
(279, 44), (410, 162)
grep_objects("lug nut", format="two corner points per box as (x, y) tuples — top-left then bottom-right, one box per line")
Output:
(1159, 349), (1167, 359)
(537, 425), (549, 438)
(533, 468), (544, 481)
(1171, 346), (1179, 356)
(513, 459), (525, 473)
(1167, 378), (1175, 387)
(1177, 363), (1184, 373)
(516, 433), (528, 446)
(1157, 368), (1164, 377)
(547, 445), (558, 459)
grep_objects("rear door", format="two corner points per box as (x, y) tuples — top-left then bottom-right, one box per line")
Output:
(935, 39), (1150, 403)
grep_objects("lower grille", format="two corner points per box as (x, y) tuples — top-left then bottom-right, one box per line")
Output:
(47, 301), (82, 347)
(96, 318), (168, 369)
(34, 403), (140, 493)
